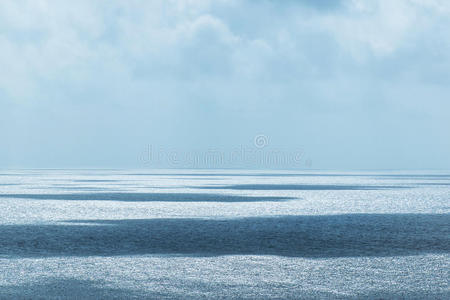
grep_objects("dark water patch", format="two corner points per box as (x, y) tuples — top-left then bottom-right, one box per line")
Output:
(0, 278), (148, 299)
(0, 192), (292, 202)
(195, 184), (410, 191)
(0, 214), (448, 258)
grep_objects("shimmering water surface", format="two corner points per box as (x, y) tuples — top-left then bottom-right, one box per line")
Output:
(0, 170), (449, 299)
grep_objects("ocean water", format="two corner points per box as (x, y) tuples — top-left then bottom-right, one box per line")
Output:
(0, 169), (448, 299)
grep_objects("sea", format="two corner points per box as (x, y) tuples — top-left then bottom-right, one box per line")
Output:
(0, 169), (448, 299)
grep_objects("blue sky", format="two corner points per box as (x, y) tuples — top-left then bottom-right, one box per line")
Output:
(1, 0), (449, 169)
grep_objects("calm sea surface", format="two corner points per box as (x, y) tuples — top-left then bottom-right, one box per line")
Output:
(0, 170), (449, 299)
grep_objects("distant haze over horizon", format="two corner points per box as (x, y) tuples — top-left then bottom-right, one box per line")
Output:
(1, 0), (449, 170)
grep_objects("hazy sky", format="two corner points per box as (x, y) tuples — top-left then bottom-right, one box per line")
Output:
(1, 0), (449, 169)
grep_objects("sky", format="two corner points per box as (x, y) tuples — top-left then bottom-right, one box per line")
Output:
(1, 0), (449, 170)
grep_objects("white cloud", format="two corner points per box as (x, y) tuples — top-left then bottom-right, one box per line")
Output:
(0, 0), (450, 168)
(1, 0), (449, 102)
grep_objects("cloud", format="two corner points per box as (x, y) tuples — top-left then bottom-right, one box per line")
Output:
(1, 0), (448, 97)
(0, 0), (449, 168)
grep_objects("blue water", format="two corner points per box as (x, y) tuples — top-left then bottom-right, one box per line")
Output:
(0, 170), (448, 299)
